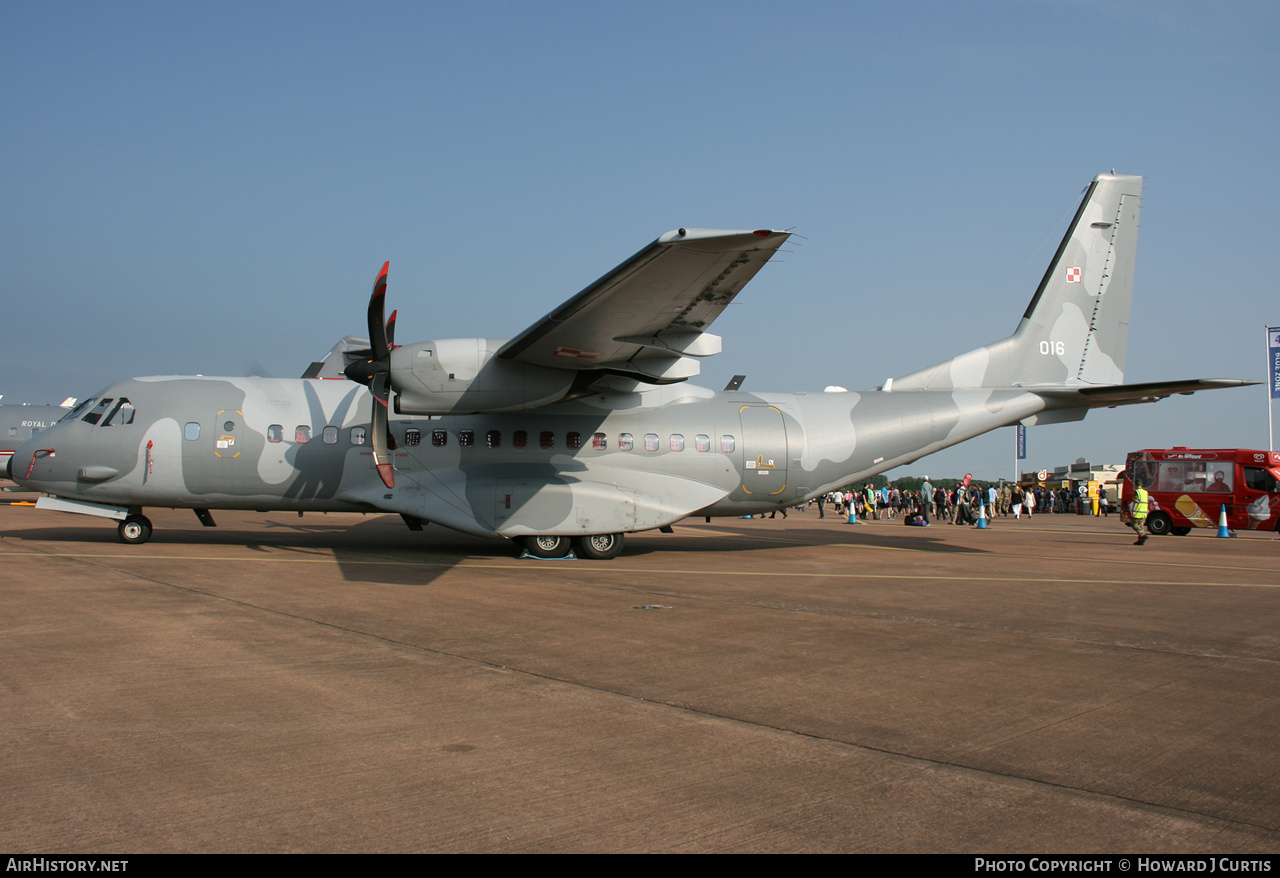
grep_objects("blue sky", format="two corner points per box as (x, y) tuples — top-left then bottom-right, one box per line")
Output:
(3, 1), (1276, 479)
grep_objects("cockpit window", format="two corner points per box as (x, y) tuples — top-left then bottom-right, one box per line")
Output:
(61, 398), (95, 423)
(81, 398), (114, 425)
(103, 398), (135, 426)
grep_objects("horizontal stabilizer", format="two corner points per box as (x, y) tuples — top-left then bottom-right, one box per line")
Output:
(1041, 378), (1258, 406)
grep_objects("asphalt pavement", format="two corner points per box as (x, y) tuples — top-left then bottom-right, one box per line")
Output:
(2, 497), (1278, 852)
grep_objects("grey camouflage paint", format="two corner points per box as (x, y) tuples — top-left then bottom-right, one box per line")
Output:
(6, 173), (1253, 545)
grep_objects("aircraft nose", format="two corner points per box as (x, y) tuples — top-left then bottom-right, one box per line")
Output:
(6, 434), (55, 489)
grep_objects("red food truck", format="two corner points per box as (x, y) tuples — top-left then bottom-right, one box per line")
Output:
(1120, 448), (1280, 535)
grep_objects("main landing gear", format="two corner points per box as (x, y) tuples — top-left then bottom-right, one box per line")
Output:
(117, 514), (153, 545)
(522, 535), (571, 558)
(519, 533), (625, 560)
(574, 532), (624, 560)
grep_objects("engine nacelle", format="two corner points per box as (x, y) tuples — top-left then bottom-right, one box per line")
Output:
(389, 338), (579, 415)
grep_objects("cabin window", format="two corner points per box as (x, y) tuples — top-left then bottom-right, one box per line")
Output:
(82, 398), (114, 425)
(486, 430), (501, 448)
(322, 426), (339, 444)
(103, 399), (135, 426)
(432, 430), (447, 447)
(644, 433), (659, 452)
(405, 428), (421, 446)
(8, 427), (17, 437)
(618, 433), (634, 451)
(567, 431), (582, 449)
(184, 422), (200, 441)
(721, 435), (736, 453)
(695, 434), (711, 452)
(514, 431), (527, 449)
(350, 426), (366, 445)
(539, 431), (555, 449)
(295, 426), (311, 444)
(669, 434), (685, 452)
(267, 425), (283, 443)
(459, 430), (474, 447)
(592, 432), (607, 450)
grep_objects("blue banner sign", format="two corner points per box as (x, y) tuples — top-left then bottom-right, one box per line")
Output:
(1269, 326), (1280, 400)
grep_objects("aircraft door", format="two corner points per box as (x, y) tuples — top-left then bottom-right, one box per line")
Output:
(738, 405), (788, 496)
(214, 409), (245, 463)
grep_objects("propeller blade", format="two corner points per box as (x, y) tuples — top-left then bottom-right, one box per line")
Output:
(345, 263), (393, 390)
(349, 261), (396, 489)
(368, 261), (390, 358)
(371, 395), (394, 489)
(370, 371), (391, 407)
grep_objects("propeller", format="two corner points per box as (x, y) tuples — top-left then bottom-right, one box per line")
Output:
(344, 261), (397, 489)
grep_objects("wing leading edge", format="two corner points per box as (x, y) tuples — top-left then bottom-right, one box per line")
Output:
(497, 228), (789, 382)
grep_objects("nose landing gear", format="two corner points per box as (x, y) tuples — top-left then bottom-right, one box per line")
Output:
(118, 514), (153, 545)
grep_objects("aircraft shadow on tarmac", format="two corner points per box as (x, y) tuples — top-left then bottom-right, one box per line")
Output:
(4, 510), (987, 588)
(671, 521), (988, 554)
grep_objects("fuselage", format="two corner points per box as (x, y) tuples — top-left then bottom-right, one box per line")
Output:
(9, 374), (1056, 539)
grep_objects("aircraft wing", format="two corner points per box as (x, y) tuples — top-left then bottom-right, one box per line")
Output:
(302, 335), (373, 379)
(496, 228), (790, 382)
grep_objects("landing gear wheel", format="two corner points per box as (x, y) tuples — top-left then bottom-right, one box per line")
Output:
(574, 533), (624, 561)
(1146, 512), (1172, 537)
(523, 535), (571, 559)
(118, 515), (153, 545)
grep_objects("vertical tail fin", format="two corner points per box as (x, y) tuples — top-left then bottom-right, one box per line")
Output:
(892, 172), (1143, 390)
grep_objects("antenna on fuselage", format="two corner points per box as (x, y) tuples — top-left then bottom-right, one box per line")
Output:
(724, 375), (746, 392)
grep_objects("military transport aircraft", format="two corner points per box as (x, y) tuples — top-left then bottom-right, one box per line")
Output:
(6, 173), (1253, 558)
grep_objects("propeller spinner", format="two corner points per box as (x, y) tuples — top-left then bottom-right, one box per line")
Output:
(344, 261), (397, 489)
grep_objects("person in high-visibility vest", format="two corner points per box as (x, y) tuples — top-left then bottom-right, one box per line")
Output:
(1130, 479), (1150, 546)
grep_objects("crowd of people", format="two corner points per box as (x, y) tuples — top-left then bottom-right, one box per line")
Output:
(804, 479), (1110, 526)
